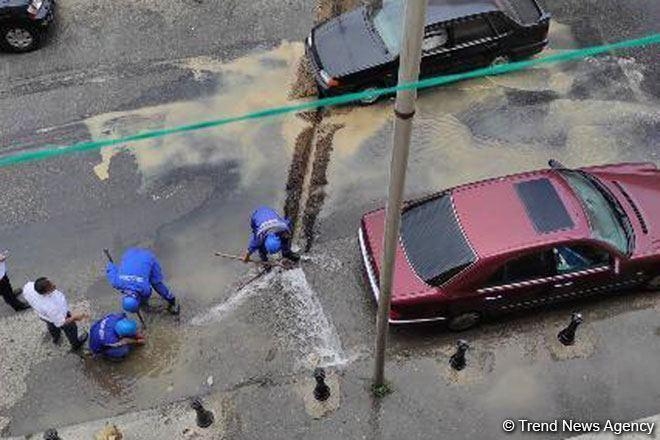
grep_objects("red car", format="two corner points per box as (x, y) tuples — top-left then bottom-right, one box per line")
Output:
(359, 160), (660, 330)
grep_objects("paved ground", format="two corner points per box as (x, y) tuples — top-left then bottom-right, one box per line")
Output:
(0, 0), (658, 438)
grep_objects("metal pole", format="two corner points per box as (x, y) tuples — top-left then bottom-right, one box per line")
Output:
(373, 0), (427, 387)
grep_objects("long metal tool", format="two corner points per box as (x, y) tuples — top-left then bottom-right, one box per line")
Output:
(214, 251), (291, 268)
(103, 248), (147, 329)
(373, 0), (427, 388)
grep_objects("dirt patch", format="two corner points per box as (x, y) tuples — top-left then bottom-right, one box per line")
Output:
(289, 56), (318, 101)
(283, 118), (344, 251)
(283, 0), (364, 248)
(314, 0), (361, 24)
(284, 124), (317, 229)
(300, 123), (343, 251)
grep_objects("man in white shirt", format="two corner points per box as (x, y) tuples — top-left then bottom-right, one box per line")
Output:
(0, 251), (30, 312)
(23, 277), (89, 350)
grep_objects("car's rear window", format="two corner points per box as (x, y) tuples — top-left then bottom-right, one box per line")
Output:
(400, 193), (476, 286)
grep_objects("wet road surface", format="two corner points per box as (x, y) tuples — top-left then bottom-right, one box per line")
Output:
(0, 0), (659, 437)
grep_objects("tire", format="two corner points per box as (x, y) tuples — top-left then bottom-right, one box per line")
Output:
(358, 86), (381, 106)
(447, 311), (481, 332)
(1, 25), (40, 53)
(646, 275), (660, 291)
(491, 55), (510, 66)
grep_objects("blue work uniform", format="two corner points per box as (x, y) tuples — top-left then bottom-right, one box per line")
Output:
(106, 248), (175, 305)
(89, 313), (131, 359)
(247, 206), (293, 261)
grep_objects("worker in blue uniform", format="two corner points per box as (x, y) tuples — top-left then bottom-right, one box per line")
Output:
(243, 206), (300, 264)
(106, 248), (180, 315)
(89, 313), (145, 360)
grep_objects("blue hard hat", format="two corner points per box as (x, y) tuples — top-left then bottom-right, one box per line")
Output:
(122, 295), (140, 313)
(264, 233), (282, 255)
(115, 318), (138, 337)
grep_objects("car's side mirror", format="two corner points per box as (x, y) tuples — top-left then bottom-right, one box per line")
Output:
(548, 159), (566, 169)
(613, 257), (622, 275)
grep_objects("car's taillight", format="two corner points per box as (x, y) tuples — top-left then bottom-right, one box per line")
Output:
(389, 308), (402, 321)
(27, 0), (43, 18)
(319, 69), (340, 88)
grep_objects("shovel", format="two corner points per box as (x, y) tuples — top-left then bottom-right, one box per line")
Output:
(214, 251), (295, 269)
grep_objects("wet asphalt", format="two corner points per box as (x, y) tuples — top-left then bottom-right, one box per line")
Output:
(0, 0), (659, 438)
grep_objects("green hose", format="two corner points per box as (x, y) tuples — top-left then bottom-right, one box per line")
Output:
(0, 33), (658, 169)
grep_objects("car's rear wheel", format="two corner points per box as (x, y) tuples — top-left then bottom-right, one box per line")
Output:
(358, 86), (381, 106)
(447, 312), (481, 331)
(1, 25), (39, 53)
(646, 275), (660, 291)
(491, 55), (510, 66)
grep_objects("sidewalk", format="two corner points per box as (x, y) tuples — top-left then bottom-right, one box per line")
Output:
(3, 352), (659, 440)
(3, 396), (227, 439)
(3, 369), (342, 440)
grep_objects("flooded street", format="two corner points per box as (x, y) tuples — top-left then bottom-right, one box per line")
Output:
(0, 0), (659, 437)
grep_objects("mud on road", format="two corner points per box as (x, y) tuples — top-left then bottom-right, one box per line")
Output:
(1, 0), (659, 436)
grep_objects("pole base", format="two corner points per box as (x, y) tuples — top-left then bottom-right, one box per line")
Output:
(314, 384), (331, 401)
(449, 354), (466, 371)
(557, 330), (576, 346)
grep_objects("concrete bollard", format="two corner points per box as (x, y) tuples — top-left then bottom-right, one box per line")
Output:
(190, 397), (214, 428)
(449, 339), (469, 371)
(43, 429), (62, 440)
(313, 367), (331, 401)
(558, 312), (583, 346)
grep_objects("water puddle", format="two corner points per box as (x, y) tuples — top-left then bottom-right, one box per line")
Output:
(317, 47), (657, 227)
(80, 314), (184, 404)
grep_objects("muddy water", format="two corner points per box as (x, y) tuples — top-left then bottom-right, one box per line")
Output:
(0, 42), (331, 434)
(82, 42), (316, 309)
(10, 14), (658, 434)
(314, 20), (659, 228)
(88, 42), (308, 184)
(12, 35), (358, 433)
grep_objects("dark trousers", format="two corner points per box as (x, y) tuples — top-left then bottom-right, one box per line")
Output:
(44, 313), (81, 348)
(0, 275), (28, 311)
(258, 234), (294, 262)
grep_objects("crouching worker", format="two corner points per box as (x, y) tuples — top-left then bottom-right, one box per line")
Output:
(90, 313), (145, 360)
(243, 206), (300, 266)
(106, 248), (180, 315)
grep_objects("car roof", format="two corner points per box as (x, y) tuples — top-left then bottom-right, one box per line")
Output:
(426, 0), (500, 24)
(451, 170), (592, 259)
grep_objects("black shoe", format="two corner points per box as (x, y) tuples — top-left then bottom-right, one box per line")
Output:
(14, 301), (30, 311)
(167, 300), (180, 316)
(72, 331), (88, 351)
(284, 251), (300, 263)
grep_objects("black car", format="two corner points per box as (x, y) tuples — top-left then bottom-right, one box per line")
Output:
(306, 0), (551, 104)
(0, 0), (55, 52)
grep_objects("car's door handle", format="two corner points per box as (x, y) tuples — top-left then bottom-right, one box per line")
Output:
(553, 281), (574, 288)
